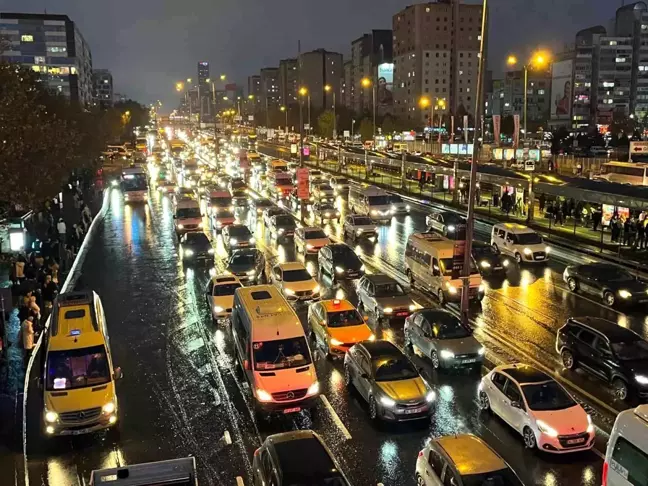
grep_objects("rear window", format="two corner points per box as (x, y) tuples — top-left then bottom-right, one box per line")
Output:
(251, 291), (272, 300)
(64, 309), (86, 319)
(610, 436), (648, 485)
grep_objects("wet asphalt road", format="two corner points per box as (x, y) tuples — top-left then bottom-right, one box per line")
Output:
(22, 164), (648, 485)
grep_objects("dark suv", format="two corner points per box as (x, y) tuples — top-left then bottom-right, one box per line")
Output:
(556, 316), (648, 401)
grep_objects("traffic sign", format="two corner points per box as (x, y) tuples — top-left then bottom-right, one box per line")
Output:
(296, 168), (309, 200)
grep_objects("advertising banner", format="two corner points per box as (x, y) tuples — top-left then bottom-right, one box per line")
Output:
(463, 115), (469, 143)
(296, 167), (310, 200)
(493, 115), (501, 146)
(551, 60), (573, 120)
(377, 63), (394, 116)
(513, 114), (520, 148)
(452, 224), (467, 279)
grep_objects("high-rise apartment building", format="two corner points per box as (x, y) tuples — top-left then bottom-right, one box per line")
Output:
(92, 68), (113, 109)
(299, 48), (343, 111)
(248, 74), (262, 110)
(392, 1), (483, 123)
(348, 30), (393, 115)
(342, 60), (353, 109)
(260, 67), (280, 110)
(197, 61), (211, 120)
(278, 58), (299, 107)
(0, 12), (93, 106)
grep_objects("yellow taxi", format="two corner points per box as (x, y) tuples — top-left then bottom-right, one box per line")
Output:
(307, 299), (374, 358)
(41, 290), (122, 436)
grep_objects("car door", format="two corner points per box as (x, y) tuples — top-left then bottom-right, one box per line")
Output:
(487, 372), (508, 417)
(363, 281), (376, 310)
(592, 335), (617, 381)
(421, 447), (445, 485)
(575, 266), (595, 295)
(503, 231), (515, 256)
(574, 328), (601, 375)
(502, 379), (527, 434)
(420, 319), (435, 358)
(356, 352), (373, 401)
(409, 314), (427, 353)
(314, 305), (328, 347)
(271, 266), (282, 289)
(294, 228), (303, 248)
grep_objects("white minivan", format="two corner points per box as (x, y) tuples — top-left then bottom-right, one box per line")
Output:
(230, 285), (319, 418)
(174, 199), (203, 238)
(491, 223), (550, 265)
(604, 404), (648, 486)
(348, 185), (392, 222)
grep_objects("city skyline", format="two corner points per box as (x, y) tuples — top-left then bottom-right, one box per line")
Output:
(3, 0), (617, 109)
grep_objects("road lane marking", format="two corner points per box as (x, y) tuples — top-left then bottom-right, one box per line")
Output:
(320, 395), (352, 440)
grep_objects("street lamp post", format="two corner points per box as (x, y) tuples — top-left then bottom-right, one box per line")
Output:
(351, 119), (355, 141)
(361, 77), (376, 140)
(324, 85), (336, 139)
(507, 52), (549, 142)
(280, 106), (287, 132)
(299, 87), (308, 167)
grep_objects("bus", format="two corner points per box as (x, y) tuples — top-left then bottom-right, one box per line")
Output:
(596, 161), (648, 186)
(121, 166), (148, 202)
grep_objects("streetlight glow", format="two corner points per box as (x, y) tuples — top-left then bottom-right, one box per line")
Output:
(506, 55), (518, 66)
(299, 86), (308, 96)
(175, 81), (184, 92)
(220, 74), (226, 81)
(419, 96), (430, 108)
(361, 77), (371, 88)
(324, 84), (332, 92)
(248, 94), (254, 100)
(280, 106), (286, 112)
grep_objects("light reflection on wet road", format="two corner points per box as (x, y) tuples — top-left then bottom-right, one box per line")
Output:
(23, 181), (633, 486)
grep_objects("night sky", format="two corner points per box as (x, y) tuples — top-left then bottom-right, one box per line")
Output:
(6, 0), (617, 109)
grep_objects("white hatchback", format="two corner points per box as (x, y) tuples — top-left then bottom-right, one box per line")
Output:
(478, 364), (595, 453)
(206, 275), (242, 323)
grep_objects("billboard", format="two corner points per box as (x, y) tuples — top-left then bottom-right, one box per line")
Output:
(551, 60), (573, 120)
(377, 63), (394, 116)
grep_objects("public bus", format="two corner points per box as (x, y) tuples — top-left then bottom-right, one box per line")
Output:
(597, 161), (648, 186)
(121, 166), (149, 202)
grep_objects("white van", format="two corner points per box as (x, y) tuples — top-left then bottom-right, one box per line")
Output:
(604, 404), (648, 486)
(174, 199), (203, 237)
(405, 233), (484, 305)
(490, 223), (550, 265)
(230, 285), (319, 417)
(348, 185), (392, 223)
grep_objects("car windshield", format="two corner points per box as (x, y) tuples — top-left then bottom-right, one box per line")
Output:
(595, 266), (633, 281)
(334, 178), (348, 184)
(184, 234), (210, 247)
(253, 337), (312, 370)
(275, 216), (296, 228)
(442, 213), (465, 224)
(331, 247), (361, 267)
(473, 244), (499, 256)
(319, 184), (333, 191)
(46, 345), (110, 391)
(255, 199), (272, 207)
(176, 207), (201, 219)
(353, 217), (373, 225)
(327, 309), (364, 328)
(229, 252), (257, 266)
(462, 469), (523, 486)
(305, 230), (327, 239)
(521, 381), (576, 411)
(213, 283), (241, 296)
(433, 318), (472, 339)
(215, 210), (235, 219)
(367, 195), (390, 206)
(122, 174), (147, 191)
(210, 197), (232, 206)
(231, 180), (245, 188)
(390, 195), (403, 203)
(283, 269), (312, 282)
(373, 356), (419, 382)
(374, 282), (406, 297)
(319, 204), (336, 211)
(439, 258), (478, 275)
(516, 233), (543, 245)
(611, 340), (648, 360)
(227, 226), (251, 237)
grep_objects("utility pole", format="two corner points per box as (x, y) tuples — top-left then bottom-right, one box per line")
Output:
(460, 0), (488, 325)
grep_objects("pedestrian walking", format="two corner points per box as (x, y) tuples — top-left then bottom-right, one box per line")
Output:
(57, 218), (66, 242)
(592, 209), (602, 232)
(82, 204), (92, 228)
(539, 193), (545, 213)
(556, 207), (564, 226)
(623, 219), (631, 246)
(22, 316), (35, 367)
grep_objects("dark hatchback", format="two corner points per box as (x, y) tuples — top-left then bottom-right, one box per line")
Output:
(272, 214), (297, 243)
(318, 243), (365, 282)
(179, 232), (214, 265)
(226, 248), (266, 284)
(472, 241), (509, 276)
(556, 316), (648, 401)
(563, 262), (648, 307)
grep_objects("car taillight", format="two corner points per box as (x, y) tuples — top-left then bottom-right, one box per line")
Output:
(418, 451), (424, 458)
(602, 461), (608, 486)
(254, 448), (260, 457)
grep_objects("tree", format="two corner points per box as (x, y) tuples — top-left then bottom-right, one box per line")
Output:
(381, 115), (397, 136)
(113, 99), (150, 140)
(358, 118), (374, 141)
(317, 110), (335, 138)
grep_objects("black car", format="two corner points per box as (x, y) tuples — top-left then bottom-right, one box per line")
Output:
(563, 262), (648, 307)
(232, 189), (248, 207)
(222, 224), (255, 252)
(179, 232), (214, 265)
(318, 243), (365, 282)
(251, 198), (273, 215)
(556, 316), (648, 400)
(252, 430), (350, 486)
(269, 214), (296, 243)
(226, 248), (266, 284)
(472, 241), (509, 276)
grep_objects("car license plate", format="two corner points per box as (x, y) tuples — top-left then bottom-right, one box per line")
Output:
(567, 438), (585, 445)
(396, 312), (408, 317)
(535, 255), (544, 260)
(494, 266), (503, 270)
(405, 406), (426, 414)
(461, 359), (477, 364)
(283, 407), (301, 414)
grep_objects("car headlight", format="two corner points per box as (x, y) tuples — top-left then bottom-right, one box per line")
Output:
(371, 210), (378, 215)
(307, 381), (320, 396)
(208, 248), (214, 254)
(229, 206), (234, 211)
(325, 212), (331, 217)
(256, 388), (272, 402)
(636, 374), (648, 385)
(545, 246), (551, 254)
(278, 228), (285, 234)
(356, 229), (363, 235)
(409, 304), (417, 311)
(380, 396), (396, 407)
(440, 349), (455, 359)
(503, 259), (510, 267)
(44, 410), (58, 423)
(478, 284), (486, 292)
(335, 266), (344, 274)
(391, 205), (396, 211)
(447, 225), (456, 232)
(216, 221), (222, 227)
(478, 347), (485, 356)
(184, 249), (194, 256)
(619, 290), (632, 299)
(102, 402), (116, 414)
(426, 391), (436, 403)
(214, 306), (224, 313)
(284, 288), (295, 295)
(177, 224), (184, 229)
(368, 334), (376, 341)
(445, 283), (458, 294)
(536, 419), (558, 438)
(313, 285), (320, 293)
(330, 337), (343, 346)
(246, 270), (256, 276)
(306, 243), (314, 250)
(249, 237), (255, 244)
(480, 260), (491, 268)
(523, 247), (533, 255)
(230, 238), (238, 245)
(587, 414), (594, 434)
(384, 307), (393, 314)
(406, 205), (411, 210)
(360, 265), (366, 271)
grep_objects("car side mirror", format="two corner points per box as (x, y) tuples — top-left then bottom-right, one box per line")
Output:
(320, 320), (327, 327)
(113, 367), (123, 381)
(360, 372), (369, 379)
(363, 315), (369, 321)
(511, 400), (522, 409)
(243, 359), (250, 371)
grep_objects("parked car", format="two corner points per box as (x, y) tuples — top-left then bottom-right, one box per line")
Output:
(563, 262), (648, 307)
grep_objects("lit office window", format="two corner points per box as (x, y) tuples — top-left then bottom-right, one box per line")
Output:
(21, 34), (34, 42)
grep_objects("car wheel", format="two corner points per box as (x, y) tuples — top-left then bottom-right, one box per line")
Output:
(478, 391), (490, 412)
(604, 291), (616, 307)
(561, 349), (576, 370)
(438, 290), (446, 306)
(431, 351), (440, 370)
(613, 378), (629, 401)
(344, 365), (352, 387)
(369, 396), (379, 420)
(567, 277), (578, 292)
(523, 427), (537, 449)
(515, 253), (522, 265)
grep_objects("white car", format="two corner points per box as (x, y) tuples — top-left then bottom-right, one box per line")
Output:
(270, 262), (320, 302)
(478, 364), (595, 453)
(294, 227), (330, 254)
(342, 214), (378, 241)
(206, 275), (242, 323)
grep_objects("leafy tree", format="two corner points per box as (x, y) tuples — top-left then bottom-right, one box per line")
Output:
(317, 110), (335, 138)
(358, 118), (374, 141)
(114, 99), (150, 140)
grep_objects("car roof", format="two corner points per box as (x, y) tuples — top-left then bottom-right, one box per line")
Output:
(270, 433), (339, 482)
(320, 299), (355, 312)
(435, 435), (507, 476)
(499, 364), (550, 384)
(578, 262), (626, 272)
(569, 316), (640, 342)
(362, 274), (397, 285)
(361, 339), (402, 359)
(276, 262), (308, 272)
